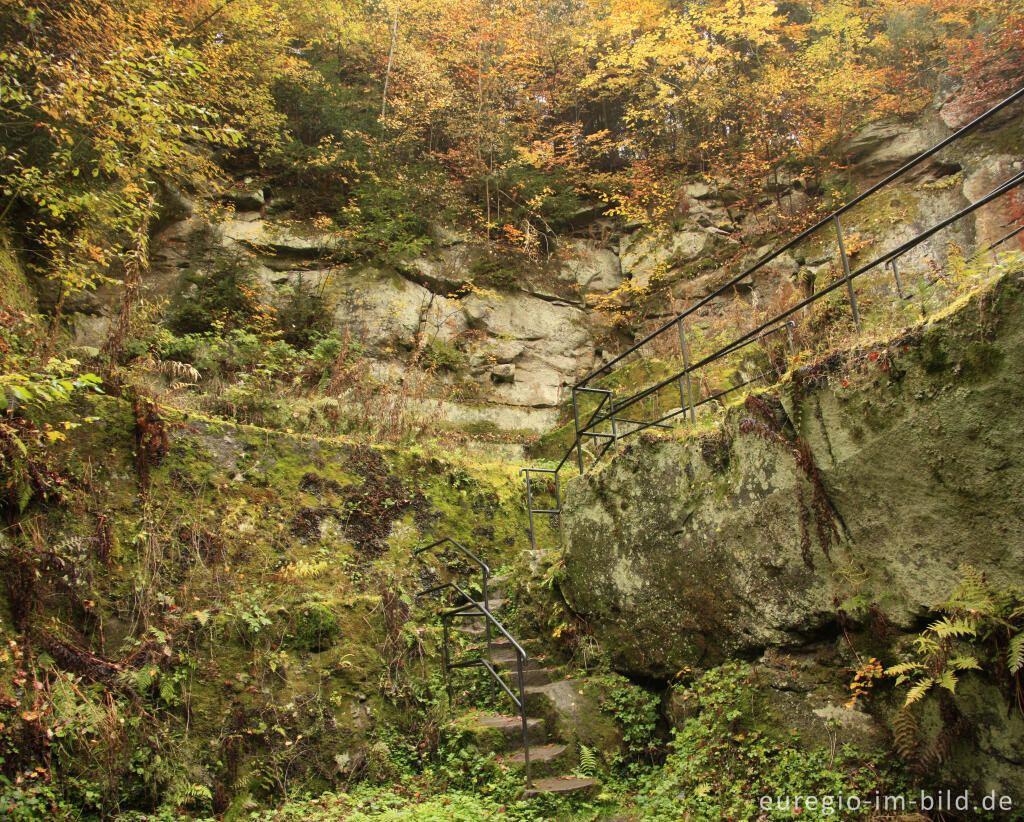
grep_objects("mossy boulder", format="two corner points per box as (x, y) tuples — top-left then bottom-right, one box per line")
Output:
(561, 263), (1024, 678)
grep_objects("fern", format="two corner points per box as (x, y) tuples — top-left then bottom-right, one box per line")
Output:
(1009, 633), (1024, 675)
(134, 666), (156, 692)
(892, 706), (919, 762)
(905, 677), (934, 706)
(159, 676), (177, 705)
(578, 744), (598, 777)
(884, 661), (924, 677)
(935, 670), (958, 694)
(928, 616), (976, 639)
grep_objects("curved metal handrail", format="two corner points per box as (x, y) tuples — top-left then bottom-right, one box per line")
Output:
(519, 86), (1024, 551)
(415, 574), (532, 786)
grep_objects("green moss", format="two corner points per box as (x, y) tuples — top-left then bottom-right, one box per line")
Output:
(0, 231), (34, 312)
(289, 601), (341, 651)
(960, 341), (1004, 380)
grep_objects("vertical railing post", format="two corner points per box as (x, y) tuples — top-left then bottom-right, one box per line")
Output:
(553, 471), (561, 539)
(677, 319), (696, 424)
(889, 257), (906, 299)
(482, 569), (494, 704)
(607, 390), (618, 445)
(442, 615), (453, 707)
(833, 214), (862, 332)
(784, 321), (796, 359)
(517, 654), (530, 788)
(522, 469), (536, 550)
(571, 388), (584, 474)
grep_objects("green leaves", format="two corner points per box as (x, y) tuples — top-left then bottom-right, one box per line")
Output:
(886, 567), (1024, 713)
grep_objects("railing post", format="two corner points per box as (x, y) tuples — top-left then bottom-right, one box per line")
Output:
(888, 257), (906, 299)
(442, 615), (453, 707)
(571, 388), (584, 475)
(517, 654), (530, 788)
(607, 390), (618, 445)
(553, 470), (561, 537)
(833, 214), (862, 332)
(522, 469), (536, 550)
(784, 321), (796, 359)
(482, 569), (494, 704)
(677, 319), (696, 424)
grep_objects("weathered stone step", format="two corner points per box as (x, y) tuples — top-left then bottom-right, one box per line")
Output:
(450, 651), (550, 686)
(506, 664), (554, 687)
(470, 714), (546, 747)
(499, 743), (573, 778)
(463, 637), (542, 652)
(523, 678), (582, 712)
(523, 776), (599, 798)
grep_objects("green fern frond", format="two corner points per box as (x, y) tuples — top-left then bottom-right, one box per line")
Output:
(928, 616), (976, 639)
(884, 662), (924, 677)
(948, 655), (981, 671)
(135, 666), (155, 692)
(905, 678), (934, 706)
(578, 744), (598, 777)
(1008, 633), (1024, 675)
(936, 670), (958, 694)
(159, 676), (177, 704)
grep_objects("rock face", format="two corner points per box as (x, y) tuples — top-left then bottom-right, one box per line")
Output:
(620, 229), (711, 289)
(73, 95), (1019, 432)
(134, 207), (605, 427)
(561, 239), (622, 294)
(560, 266), (1024, 679)
(560, 267), (1024, 800)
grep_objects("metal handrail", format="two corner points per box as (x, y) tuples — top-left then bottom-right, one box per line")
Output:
(574, 85), (1024, 389)
(414, 537), (493, 685)
(584, 166), (1024, 431)
(519, 86), (1024, 550)
(415, 574), (532, 786)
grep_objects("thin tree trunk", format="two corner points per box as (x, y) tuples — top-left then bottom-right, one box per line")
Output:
(380, 1), (402, 123)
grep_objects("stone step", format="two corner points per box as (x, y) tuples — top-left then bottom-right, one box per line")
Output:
(511, 664), (555, 687)
(450, 598), (504, 620)
(499, 743), (573, 778)
(469, 714), (547, 748)
(523, 678), (582, 713)
(523, 776), (599, 798)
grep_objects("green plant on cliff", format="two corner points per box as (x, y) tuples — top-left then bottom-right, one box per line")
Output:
(637, 662), (908, 821)
(599, 675), (664, 772)
(885, 567), (1024, 713)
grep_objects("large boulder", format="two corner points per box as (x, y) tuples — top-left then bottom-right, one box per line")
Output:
(963, 155), (1024, 250)
(331, 269), (432, 353)
(220, 215), (340, 259)
(460, 291), (593, 406)
(840, 116), (951, 178)
(560, 265), (1024, 678)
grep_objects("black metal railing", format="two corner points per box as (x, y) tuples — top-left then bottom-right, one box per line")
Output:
(414, 537), (493, 674)
(522, 85), (1024, 549)
(413, 540), (532, 786)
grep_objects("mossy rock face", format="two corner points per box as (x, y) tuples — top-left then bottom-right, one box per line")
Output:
(9, 390), (539, 810)
(289, 601), (340, 651)
(561, 264), (1024, 679)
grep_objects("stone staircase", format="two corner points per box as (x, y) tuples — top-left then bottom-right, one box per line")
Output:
(450, 576), (599, 797)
